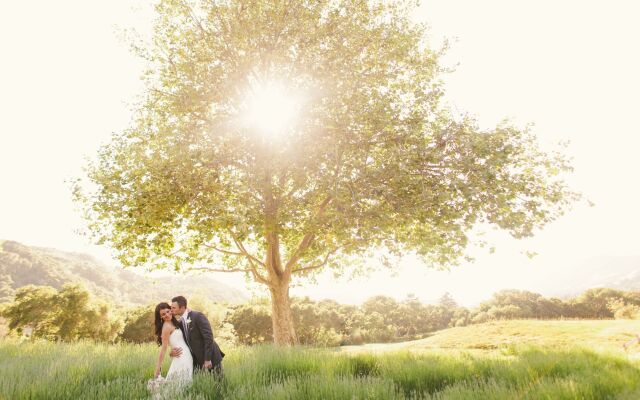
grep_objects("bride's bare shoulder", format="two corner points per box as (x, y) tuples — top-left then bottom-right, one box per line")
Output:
(162, 322), (175, 333)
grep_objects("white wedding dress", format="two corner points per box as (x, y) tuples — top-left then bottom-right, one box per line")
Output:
(166, 328), (193, 382)
(151, 329), (193, 399)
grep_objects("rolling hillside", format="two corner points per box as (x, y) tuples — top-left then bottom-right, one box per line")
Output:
(0, 240), (247, 304)
(545, 255), (640, 297)
(341, 319), (640, 353)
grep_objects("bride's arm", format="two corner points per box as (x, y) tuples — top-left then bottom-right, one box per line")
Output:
(154, 324), (172, 378)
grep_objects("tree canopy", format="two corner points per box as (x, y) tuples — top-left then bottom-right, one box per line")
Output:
(2, 284), (121, 341)
(75, 0), (577, 344)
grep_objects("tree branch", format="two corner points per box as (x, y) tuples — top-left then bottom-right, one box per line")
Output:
(187, 265), (270, 285)
(290, 263), (325, 275)
(291, 246), (340, 275)
(187, 267), (252, 273)
(180, 0), (212, 37)
(201, 243), (243, 256)
(284, 195), (333, 272)
(226, 231), (271, 285)
(228, 233), (265, 267)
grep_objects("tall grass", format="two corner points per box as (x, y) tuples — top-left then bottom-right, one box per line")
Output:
(1, 339), (639, 399)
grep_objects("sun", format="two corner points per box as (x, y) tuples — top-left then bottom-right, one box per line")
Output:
(242, 82), (301, 137)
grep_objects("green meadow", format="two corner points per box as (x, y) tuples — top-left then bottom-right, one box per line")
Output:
(2, 320), (640, 399)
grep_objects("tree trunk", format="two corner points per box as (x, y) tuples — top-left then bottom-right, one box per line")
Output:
(262, 167), (297, 345)
(269, 280), (297, 346)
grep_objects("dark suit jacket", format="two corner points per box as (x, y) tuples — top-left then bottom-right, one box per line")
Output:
(180, 310), (224, 369)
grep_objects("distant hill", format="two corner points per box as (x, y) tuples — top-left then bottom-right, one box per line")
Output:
(341, 319), (640, 352)
(543, 255), (640, 298)
(0, 240), (247, 305)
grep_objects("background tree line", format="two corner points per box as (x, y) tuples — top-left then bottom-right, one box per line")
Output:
(2, 284), (640, 346)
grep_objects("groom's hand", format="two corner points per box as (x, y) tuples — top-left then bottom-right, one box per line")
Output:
(203, 360), (212, 369)
(169, 347), (183, 358)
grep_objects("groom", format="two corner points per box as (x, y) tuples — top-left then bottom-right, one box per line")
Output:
(169, 295), (225, 374)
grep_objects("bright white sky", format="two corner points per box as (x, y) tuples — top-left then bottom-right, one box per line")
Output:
(1, 1), (639, 306)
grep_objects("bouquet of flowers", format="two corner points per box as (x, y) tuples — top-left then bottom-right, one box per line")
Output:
(147, 375), (166, 392)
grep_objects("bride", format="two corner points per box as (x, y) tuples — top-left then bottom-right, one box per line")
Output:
(152, 302), (193, 391)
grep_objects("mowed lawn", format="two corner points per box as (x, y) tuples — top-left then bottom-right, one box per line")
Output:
(2, 320), (640, 399)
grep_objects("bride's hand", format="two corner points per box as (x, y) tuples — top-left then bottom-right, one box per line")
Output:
(169, 347), (183, 358)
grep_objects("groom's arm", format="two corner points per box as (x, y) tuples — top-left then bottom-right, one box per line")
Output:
(197, 312), (215, 363)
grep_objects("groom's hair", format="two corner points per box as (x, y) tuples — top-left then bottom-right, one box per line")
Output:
(172, 295), (188, 308)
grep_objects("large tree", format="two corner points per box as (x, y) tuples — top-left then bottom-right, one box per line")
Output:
(75, 0), (577, 345)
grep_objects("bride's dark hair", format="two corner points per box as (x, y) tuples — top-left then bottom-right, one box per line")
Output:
(154, 302), (179, 345)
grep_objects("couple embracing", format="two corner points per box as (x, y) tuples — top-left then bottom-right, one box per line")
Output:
(153, 296), (224, 387)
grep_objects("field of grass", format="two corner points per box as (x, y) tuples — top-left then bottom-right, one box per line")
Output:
(342, 319), (640, 353)
(2, 320), (640, 399)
